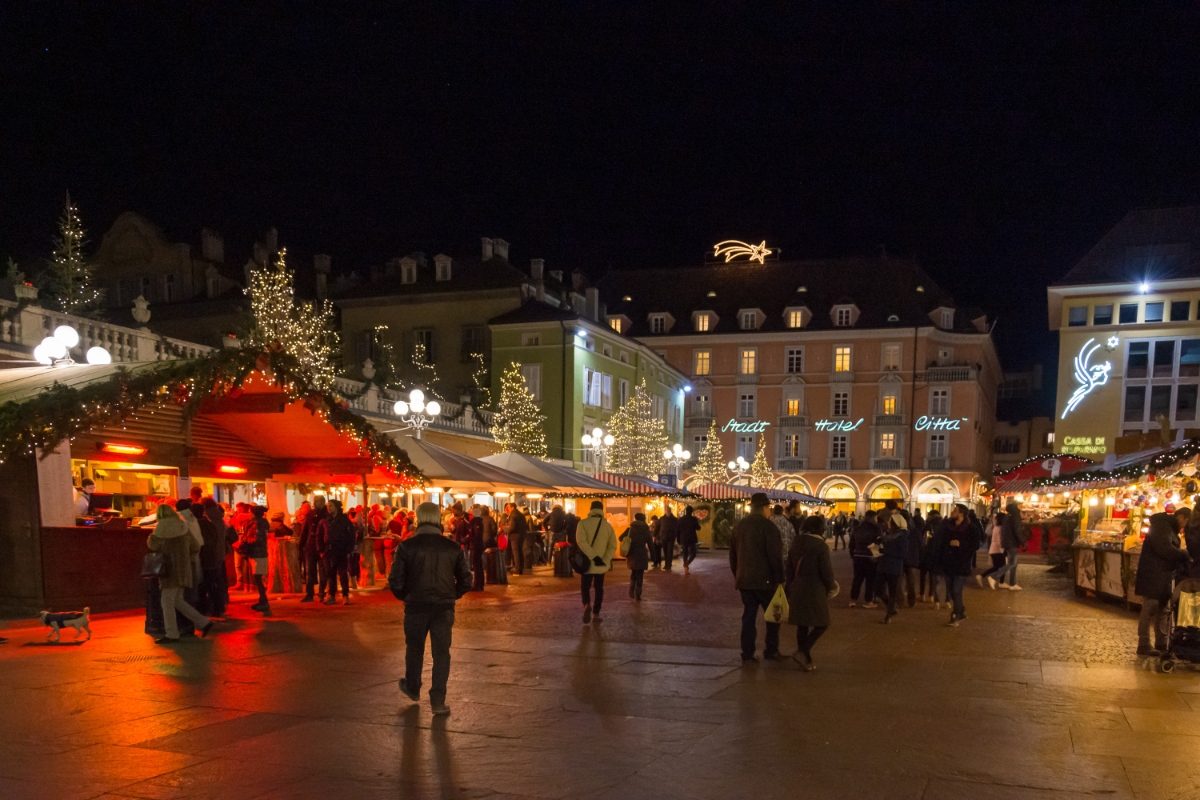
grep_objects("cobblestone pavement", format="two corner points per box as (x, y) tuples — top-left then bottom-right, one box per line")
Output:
(1, 549), (1199, 799)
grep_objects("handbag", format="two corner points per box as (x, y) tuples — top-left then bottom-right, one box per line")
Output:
(619, 531), (631, 558)
(571, 519), (603, 574)
(141, 550), (170, 579)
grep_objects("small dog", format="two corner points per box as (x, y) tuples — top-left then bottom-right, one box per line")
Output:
(38, 608), (91, 642)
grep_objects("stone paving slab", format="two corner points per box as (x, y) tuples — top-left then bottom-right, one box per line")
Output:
(2, 551), (1200, 798)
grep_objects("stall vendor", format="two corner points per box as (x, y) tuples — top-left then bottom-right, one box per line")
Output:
(74, 479), (95, 517)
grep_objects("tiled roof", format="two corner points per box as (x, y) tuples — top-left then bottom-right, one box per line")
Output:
(334, 255), (536, 300)
(488, 302), (580, 325)
(1057, 206), (1200, 286)
(596, 256), (977, 336)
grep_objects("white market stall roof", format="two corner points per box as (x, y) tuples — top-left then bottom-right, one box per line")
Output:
(0, 362), (160, 404)
(398, 437), (557, 493)
(595, 471), (694, 498)
(479, 452), (630, 496)
(691, 481), (830, 506)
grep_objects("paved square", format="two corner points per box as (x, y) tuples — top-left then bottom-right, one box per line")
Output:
(2, 552), (1199, 799)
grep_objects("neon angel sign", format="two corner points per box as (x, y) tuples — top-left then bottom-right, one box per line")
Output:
(1061, 336), (1117, 420)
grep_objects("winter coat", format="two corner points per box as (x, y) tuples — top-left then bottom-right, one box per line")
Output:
(180, 509), (204, 550)
(932, 518), (978, 576)
(468, 517), (485, 552)
(904, 516), (924, 567)
(575, 511), (617, 574)
(619, 521), (653, 570)
(389, 523), (472, 607)
(771, 514), (795, 557)
(147, 510), (200, 590)
(241, 514), (268, 559)
(507, 510), (530, 537)
(786, 532), (836, 627)
(850, 520), (881, 559)
(448, 514), (471, 547)
(678, 513), (701, 546)
(1135, 512), (1189, 600)
(300, 507), (329, 556)
(480, 515), (499, 548)
(989, 523), (1004, 555)
(878, 529), (909, 576)
(659, 513), (680, 542)
(545, 507), (566, 534)
(324, 513), (357, 558)
(729, 513), (785, 591)
(1001, 503), (1024, 550)
(198, 514), (224, 571)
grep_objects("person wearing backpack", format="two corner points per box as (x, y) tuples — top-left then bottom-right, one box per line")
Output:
(576, 501), (616, 623)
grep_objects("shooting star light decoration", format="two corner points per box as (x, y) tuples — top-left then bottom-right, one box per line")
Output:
(1061, 337), (1116, 419)
(713, 240), (773, 264)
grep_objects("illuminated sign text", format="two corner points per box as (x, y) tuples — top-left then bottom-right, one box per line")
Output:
(1061, 337), (1115, 420)
(814, 418), (864, 432)
(914, 416), (966, 431)
(1061, 435), (1107, 455)
(722, 419), (771, 433)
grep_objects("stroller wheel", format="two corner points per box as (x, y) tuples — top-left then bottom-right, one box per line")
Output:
(1159, 658), (1176, 674)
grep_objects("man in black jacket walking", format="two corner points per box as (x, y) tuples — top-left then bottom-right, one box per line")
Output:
(324, 499), (357, 605)
(659, 507), (680, 572)
(390, 502), (472, 715)
(730, 492), (785, 662)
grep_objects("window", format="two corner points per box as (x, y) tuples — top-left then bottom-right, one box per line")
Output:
(1045, 431), (1056, 446)
(1127, 341), (1149, 379)
(831, 435), (848, 460)
(694, 313), (711, 332)
(583, 368), (602, 407)
(649, 315), (666, 334)
(1181, 339), (1200, 377)
(413, 329), (435, 362)
(993, 436), (1021, 454)
(834, 346), (852, 372)
(1093, 304), (1113, 325)
(1119, 303), (1139, 324)
(928, 433), (947, 459)
(1153, 340), (1175, 378)
(834, 307), (852, 327)
(879, 433), (896, 457)
(619, 379), (630, 406)
(786, 347), (804, 374)
(931, 388), (949, 415)
(881, 393), (897, 415)
(435, 260), (451, 282)
(601, 374), (613, 410)
(609, 318), (623, 334)
(740, 348), (757, 375)
(783, 434), (801, 458)
(1171, 301), (1191, 322)
(882, 343), (901, 371)
(140, 276), (153, 301)
(739, 310), (758, 330)
(521, 332), (541, 346)
(601, 344), (612, 358)
(786, 309), (804, 329)
(401, 262), (417, 284)
(785, 398), (801, 416)
(739, 392), (756, 418)
(1150, 385), (1172, 420)
(1144, 302), (1164, 323)
(694, 350), (711, 376)
(619, 350), (629, 364)
(1124, 386), (1145, 422)
(693, 433), (708, 453)
(833, 391), (849, 417)
(940, 309), (954, 328)
(936, 347), (954, 365)
(461, 326), (485, 362)
(1178, 385), (1198, 422)
(738, 436), (755, 460)
(693, 394), (711, 416)
(1067, 306), (1088, 326)
(520, 364), (541, 402)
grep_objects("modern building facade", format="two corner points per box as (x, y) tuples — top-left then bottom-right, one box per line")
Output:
(489, 301), (688, 468)
(1049, 206), (1200, 456)
(598, 254), (1001, 513)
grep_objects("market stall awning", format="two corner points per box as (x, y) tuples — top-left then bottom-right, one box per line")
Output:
(1034, 439), (1200, 491)
(398, 437), (557, 492)
(595, 471), (694, 498)
(690, 481), (830, 506)
(479, 452), (629, 495)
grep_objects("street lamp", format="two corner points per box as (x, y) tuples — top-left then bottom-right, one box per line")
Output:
(391, 388), (442, 439)
(581, 426), (615, 474)
(32, 324), (112, 367)
(662, 442), (691, 477)
(727, 455), (750, 483)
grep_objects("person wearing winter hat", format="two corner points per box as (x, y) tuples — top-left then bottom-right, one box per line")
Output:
(147, 504), (213, 644)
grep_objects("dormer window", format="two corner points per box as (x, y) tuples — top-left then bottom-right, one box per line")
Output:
(783, 306), (810, 329)
(400, 258), (417, 285)
(648, 313), (673, 334)
(434, 254), (452, 282)
(832, 304), (859, 328)
(737, 308), (763, 331)
(693, 311), (715, 333)
(607, 314), (631, 334)
(931, 306), (955, 329)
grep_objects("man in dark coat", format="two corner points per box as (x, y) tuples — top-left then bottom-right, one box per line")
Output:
(197, 498), (226, 616)
(875, 514), (909, 623)
(324, 499), (357, 605)
(390, 502), (472, 716)
(300, 496), (330, 603)
(933, 503), (979, 626)
(659, 506), (680, 572)
(729, 492), (785, 662)
(902, 508), (924, 607)
(545, 505), (567, 545)
(677, 505), (702, 574)
(505, 502), (531, 575)
(1135, 511), (1190, 656)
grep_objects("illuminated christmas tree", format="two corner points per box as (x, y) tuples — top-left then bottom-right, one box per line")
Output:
(607, 378), (669, 476)
(245, 248), (340, 392)
(490, 362), (547, 457)
(750, 433), (774, 488)
(41, 193), (104, 316)
(691, 419), (727, 485)
(410, 341), (443, 400)
(370, 324), (402, 385)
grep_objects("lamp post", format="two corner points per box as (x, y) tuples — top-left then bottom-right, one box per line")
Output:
(32, 324), (111, 367)
(662, 442), (691, 479)
(581, 426), (615, 474)
(391, 388), (442, 439)
(727, 455), (750, 483)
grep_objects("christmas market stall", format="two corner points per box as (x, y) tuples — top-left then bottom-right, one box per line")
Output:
(992, 454), (1093, 557)
(689, 482), (833, 549)
(1030, 439), (1200, 608)
(0, 347), (422, 615)
(479, 451), (631, 507)
(391, 437), (558, 510)
(590, 471), (696, 544)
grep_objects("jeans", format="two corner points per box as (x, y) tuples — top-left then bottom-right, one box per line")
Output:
(160, 585), (209, 640)
(739, 588), (781, 657)
(328, 553), (349, 598)
(996, 548), (1019, 585)
(404, 605), (455, 702)
(1138, 594), (1170, 650)
(902, 565), (918, 607)
(850, 558), (876, 602)
(682, 542), (698, 568)
(986, 552), (1006, 579)
(650, 540), (662, 568)
(876, 572), (900, 615)
(510, 532), (527, 574)
(629, 568), (645, 599)
(948, 575), (967, 619)
(662, 536), (677, 570)
(304, 551), (327, 598)
(581, 573), (606, 613)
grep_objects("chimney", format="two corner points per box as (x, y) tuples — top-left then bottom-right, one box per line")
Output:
(481, 237), (494, 260)
(586, 287), (600, 322)
(493, 238), (510, 261)
(314, 254), (331, 300)
(200, 228), (224, 262)
(530, 258), (545, 281)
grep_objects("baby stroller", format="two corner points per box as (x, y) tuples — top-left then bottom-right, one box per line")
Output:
(1157, 578), (1200, 674)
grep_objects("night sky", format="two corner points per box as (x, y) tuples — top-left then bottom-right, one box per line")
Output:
(3, 4), (1200, 375)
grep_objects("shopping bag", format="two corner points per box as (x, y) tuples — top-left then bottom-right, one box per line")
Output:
(619, 534), (631, 558)
(764, 584), (789, 625)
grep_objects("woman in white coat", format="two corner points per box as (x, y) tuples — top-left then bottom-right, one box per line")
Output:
(576, 500), (616, 624)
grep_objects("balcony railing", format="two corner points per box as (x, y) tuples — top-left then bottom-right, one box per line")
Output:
(686, 414), (714, 428)
(828, 458), (851, 470)
(831, 370), (855, 382)
(333, 378), (495, 437)
(777, 415), (808, 428)
(776, 457), (807, 471)
(924, 456), (949, 470)
(873, 414), (905, 427)
(919, 365), (977, 382)
(872, 458), (901, 471)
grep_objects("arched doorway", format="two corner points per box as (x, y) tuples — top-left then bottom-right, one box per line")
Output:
(820, 480), (858, 515)
(913, 476), (958, 515)
(866, 480), (907, 511)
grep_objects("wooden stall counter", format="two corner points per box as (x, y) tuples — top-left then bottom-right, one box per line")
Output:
(40, 526), (152, 612)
